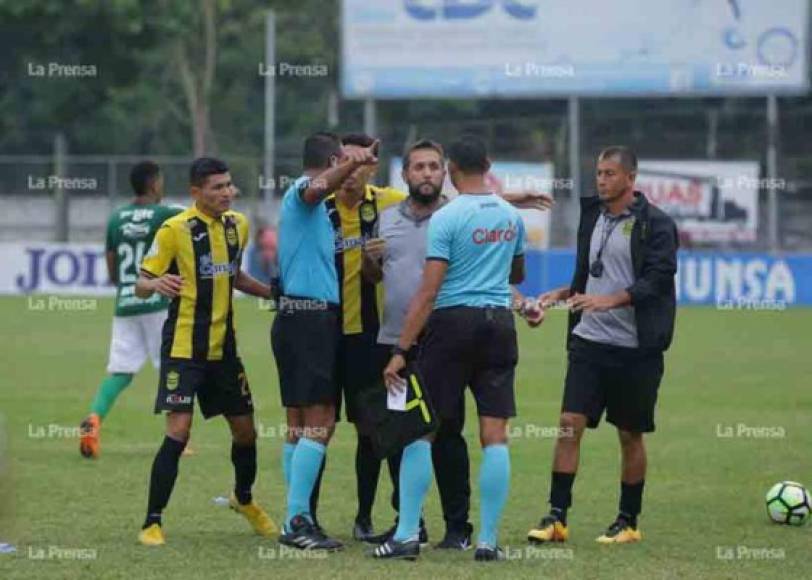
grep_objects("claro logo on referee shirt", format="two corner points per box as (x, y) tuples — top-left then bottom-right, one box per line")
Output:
(472, 225), (518, 244)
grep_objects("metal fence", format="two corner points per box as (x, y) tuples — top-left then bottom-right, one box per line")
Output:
(1, 96), (811, 249)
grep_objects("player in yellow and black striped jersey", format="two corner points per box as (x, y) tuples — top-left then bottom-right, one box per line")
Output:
(326, 133), (407, 541)
(133, 157), (277, 547)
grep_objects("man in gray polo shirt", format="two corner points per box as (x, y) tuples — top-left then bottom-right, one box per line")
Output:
(361, 139), (552, 549)
(360, 139), (460, 548)
(527, 145), (678, 546)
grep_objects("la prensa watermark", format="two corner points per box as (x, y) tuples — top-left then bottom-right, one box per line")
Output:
(504, 62), (575, 79)
(27, 62), (98, 78)
(28, 545), (97, 561)
(716, 545), (785, 561)
(258, 545), (327, 560)
(28, 423), (82, 439)
(716, 423), (786, 439)
(502, 545), (574, 561)
(508, 423), (574, 440)
(255, 422), (330, 441)
(27, 175), (99, 191)
(258, 62), (328, 78)
(27, 296), (98, 312)
(716, 298), (787, 311)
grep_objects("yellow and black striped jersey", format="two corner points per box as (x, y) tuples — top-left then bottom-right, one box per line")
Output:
(140, 203), (249, 361)
(326, 184), (406, 335)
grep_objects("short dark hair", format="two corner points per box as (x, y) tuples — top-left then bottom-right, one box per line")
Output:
(303, 131), (341, 169)
(129, 161), (161, 196)
(598, 146), (638, 173)
(190, 157), (229, 187)
(341, 133), (375, 148)
(402, 139), (445, 170)
(447, 135), (489, 173)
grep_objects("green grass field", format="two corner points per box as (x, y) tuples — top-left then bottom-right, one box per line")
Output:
(1, 296), (811, 579)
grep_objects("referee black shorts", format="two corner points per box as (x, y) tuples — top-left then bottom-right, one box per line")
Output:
(270, 297), (341, 408)
(563, 335), (664, 433)
(416, 306), (518, 421)
(155, 356), (253, 419)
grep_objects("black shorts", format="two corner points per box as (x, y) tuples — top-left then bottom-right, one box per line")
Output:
(271, 302), (340, 408)
(155, 356), (253, 419)
(563, 336), (664, 433)
(416, 306), (518, 421)
(336, 332), (389, 423)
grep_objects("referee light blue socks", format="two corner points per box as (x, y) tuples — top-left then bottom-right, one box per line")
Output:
(282, 441), (296, 487)
(393, 439), (433, 542)
(478, 444), (510, 547)
(286, 437), (325, 529)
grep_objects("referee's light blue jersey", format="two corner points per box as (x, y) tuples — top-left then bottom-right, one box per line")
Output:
(426, 193), (525, 309)
(277, 176), (339, 303)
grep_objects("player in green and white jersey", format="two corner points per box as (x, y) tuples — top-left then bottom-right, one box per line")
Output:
(79, 161), (182, 459)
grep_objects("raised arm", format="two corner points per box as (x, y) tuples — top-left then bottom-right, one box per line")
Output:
(300, 140), (379, 205)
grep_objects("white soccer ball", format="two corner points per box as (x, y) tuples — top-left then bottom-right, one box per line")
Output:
(765, 481), (811, 526)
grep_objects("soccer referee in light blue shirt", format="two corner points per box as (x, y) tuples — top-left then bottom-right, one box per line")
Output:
(272, 131), (379, 551)
(377, 135), (526, 562)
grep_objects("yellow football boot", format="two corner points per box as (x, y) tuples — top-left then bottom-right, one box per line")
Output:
(528, 515), (569, 543)
(229, 493), (278, 538)
(596, 518), (642, 544)
(138, 524), (166, 546)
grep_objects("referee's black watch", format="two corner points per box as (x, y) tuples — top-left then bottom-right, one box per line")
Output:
(391, 345), (410, 358)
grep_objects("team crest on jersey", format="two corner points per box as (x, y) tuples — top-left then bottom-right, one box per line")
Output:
(166, 371), (180, 391)
(226, 227), (238, 247)
(359, 202), (376, 223)
(622, 218), (636, 237)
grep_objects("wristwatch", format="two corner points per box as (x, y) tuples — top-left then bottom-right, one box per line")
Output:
(391, 345), (410, 358)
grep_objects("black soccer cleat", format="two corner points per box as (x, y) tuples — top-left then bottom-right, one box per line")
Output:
(352, 518), (377, 543)
(279, 515), (344, 551)
(435, 522), (473, 551)
(368, 518), (429, 547)
(371, 538), (420, 560)
(474, 543), (505, 562)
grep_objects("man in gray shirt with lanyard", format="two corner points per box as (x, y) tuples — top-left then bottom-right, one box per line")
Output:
(528, 146), (678, 546)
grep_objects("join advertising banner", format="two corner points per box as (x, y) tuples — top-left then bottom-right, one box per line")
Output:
(342, 0), (809, 98)
(2, 243), (811, 307)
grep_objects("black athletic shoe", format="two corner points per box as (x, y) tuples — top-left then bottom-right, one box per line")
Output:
(311, 516), (326, 536)
(368, 519), (429, 546)
(474, 543), (505, 562)
(435, 522), (473, 550)
(352, 519), (376, 542)
(371, 538), (420, 560)
(280, 515), (343, 551)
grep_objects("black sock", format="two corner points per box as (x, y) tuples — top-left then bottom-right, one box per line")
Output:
(619, 480), (645, 527)
(309, 455), (326, 527)
(387, 450), (402, 513)
(549, 471), (576, 524)
(144, 436), (186, 528)
(355, 434), (381, 524)
(231, 442), (257, 505)
(432, 420), (471, 532)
